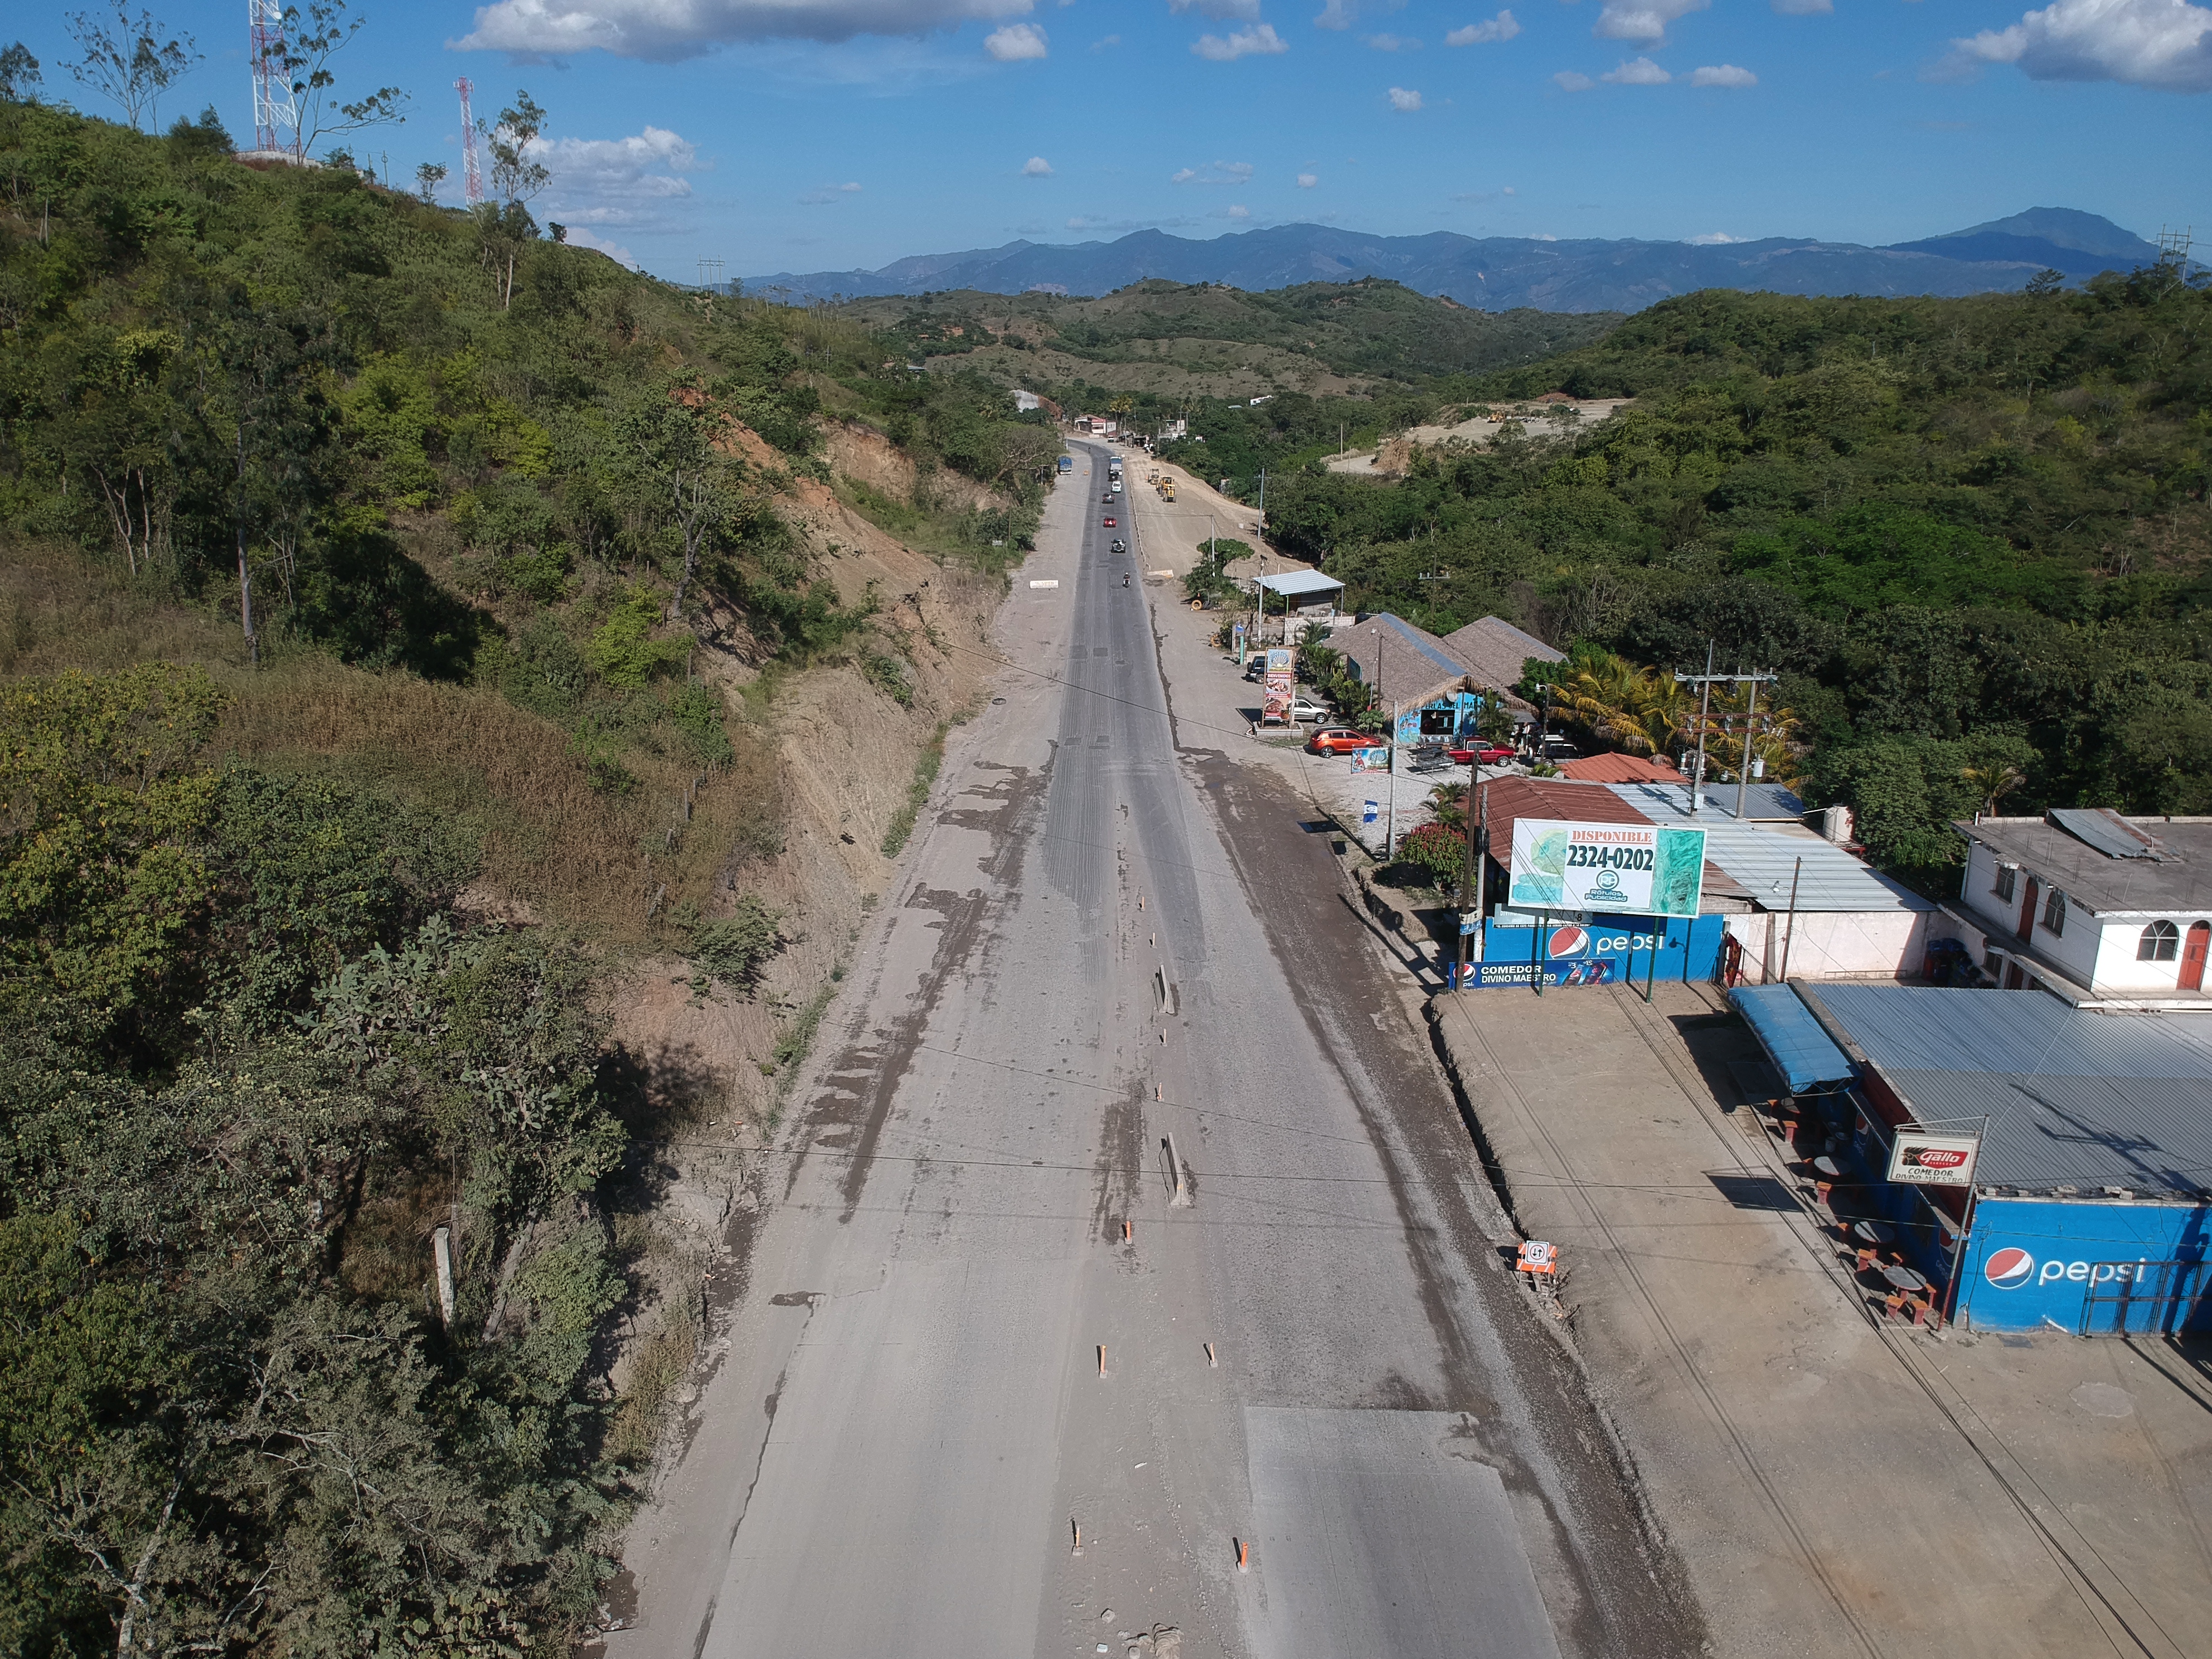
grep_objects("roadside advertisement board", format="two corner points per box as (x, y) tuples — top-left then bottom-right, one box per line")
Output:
(1262, 647), (1294, 726)
(1507, 819), (1705, 918)
(1472, 915), (1726, 988)
(1956, 1195), (2212, 1334)
(1886, 1129), (1981, 1187)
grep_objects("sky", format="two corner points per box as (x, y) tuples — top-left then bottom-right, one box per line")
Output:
(11, 0), (2209, 282)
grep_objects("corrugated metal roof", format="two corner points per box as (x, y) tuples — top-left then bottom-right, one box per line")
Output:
(1255, 569), (1345, 596)
(1803, 985), (2212, 1198)
(1605, 781), (1808, 822)
(1672, 821), (1933, 914)
(1732, 985), (1856, 1093)
(1559, 754), (1686, 785)
(2048, 806), (2170, 861)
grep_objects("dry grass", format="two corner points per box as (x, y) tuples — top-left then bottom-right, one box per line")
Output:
(3, 535), (782, 948)
(216, 664), (780, 946)
(1, 537), (248, 677)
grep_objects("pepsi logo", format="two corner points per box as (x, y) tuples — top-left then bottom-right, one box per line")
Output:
(1548, 925), (1589, 958)
(1983, 1247), (2035, 1289)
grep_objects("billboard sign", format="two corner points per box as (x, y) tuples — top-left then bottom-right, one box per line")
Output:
(1262, 647), (1294, 726)
(1886, 1128), (1981, 1187)
(1508, 820), (1705, 918)
(1471, 915), (1726, 988)
(1957, 1195), (2212, 1333)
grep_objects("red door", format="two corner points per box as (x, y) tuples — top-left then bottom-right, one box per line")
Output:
(2020, 876), (2039, 940)
(2183, 922), (2210, 993)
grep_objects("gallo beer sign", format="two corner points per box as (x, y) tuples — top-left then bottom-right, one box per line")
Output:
(1886, 1128), (1981, 1188)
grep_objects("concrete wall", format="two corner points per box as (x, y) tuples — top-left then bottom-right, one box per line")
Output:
(2090, 913), (2212, 992)
(1961, 841), (2210, 993)
(1959, 841), (2106, 986)
(1724, 908), (1939, 983)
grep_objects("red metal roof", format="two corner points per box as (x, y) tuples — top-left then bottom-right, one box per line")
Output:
(1556, 753), (1685, 784)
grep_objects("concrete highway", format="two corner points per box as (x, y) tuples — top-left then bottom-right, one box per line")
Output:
(605, 443), (1701, 1658)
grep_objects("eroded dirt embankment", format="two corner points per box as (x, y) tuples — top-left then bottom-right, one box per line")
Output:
(595, 418), (1015, 1324)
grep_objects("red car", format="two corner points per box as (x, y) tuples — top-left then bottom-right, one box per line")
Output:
(1103, 516), (1116, 527)
(1308, 727), (1376, 755)
(1448, 743), (1516, 766)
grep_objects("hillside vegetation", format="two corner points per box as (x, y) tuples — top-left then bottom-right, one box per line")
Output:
(836, 276), (1615, 403)
(1261, 279), (2212, 879)
(0, 95), (1046, 1653)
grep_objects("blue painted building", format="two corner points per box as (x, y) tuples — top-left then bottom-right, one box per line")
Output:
(1732, 983), (2212, 1334)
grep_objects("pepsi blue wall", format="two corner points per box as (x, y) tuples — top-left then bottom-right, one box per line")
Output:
(1956, 1197), (2211, 1334)
(1473, 913), (1726, 988)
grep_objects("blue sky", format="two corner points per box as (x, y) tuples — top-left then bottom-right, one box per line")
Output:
(12, 0), (2209, 280)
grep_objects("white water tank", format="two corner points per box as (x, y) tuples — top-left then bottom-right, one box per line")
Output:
(1821, 804), (1855, 844)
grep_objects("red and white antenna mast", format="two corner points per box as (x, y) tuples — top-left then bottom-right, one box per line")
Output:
(455, 77), (484, 205)
(249, 0), (300, 155)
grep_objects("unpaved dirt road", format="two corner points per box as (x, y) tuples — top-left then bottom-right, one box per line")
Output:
(604, 442), (1700, 1659)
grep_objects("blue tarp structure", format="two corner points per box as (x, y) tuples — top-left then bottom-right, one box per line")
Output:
(1730, 984), (1855, 1095)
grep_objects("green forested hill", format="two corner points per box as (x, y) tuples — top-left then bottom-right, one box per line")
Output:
(1263, 279), (2212, 873)
(0, 96), (1045, 1654)
(836, 276), (1616, 400)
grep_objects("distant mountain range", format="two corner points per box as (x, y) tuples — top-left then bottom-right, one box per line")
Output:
(744, 208), (2164, 315)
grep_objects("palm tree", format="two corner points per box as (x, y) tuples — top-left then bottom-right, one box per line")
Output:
(1961, 760), (2026, 817)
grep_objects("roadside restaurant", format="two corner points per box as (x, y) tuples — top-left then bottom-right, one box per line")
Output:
(1730, 982), (2212, 1334)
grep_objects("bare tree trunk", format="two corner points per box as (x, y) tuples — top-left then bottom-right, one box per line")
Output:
(236, 430), (258, 667)
(113, 1480), (181, 1657)
(667, 476), (705, 620)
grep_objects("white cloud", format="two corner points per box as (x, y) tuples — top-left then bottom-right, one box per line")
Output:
(1601, 54), (1671, 80)
(1089, 31), (1120, 45)
(984, 20), (1049, 56)
(1171, 159), (1256, 184)
(562, 226), (640, 267)
(1192, 21), (1289, 55)
(1772, 0), (1830, 12)
(1956, 0), (2212, 91)
(456, 0), (1039, 57)
(1171, 0), (1263, 18)
(1594, 0), (1709, 43)
(1445, 9), (1520, 43)
(539, 126), (700, 229)
(1687, 230), (1744, 242)
(1687, 61), (1756, 83)
(1314, 0), (1406, 25)
(1366, 31), (1420, 47)
(1297, 171), (1319, 186)
(796, 181), (864, 203)
(1388, 83), (1424, 106)
(1226, 203), (1252, 217)
(1554, 68), (1595, 88)
(540, 126), (699, 197)
(1021, 154), (1054, 174)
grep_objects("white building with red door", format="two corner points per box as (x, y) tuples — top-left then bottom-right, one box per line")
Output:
(1950, 809), (2212, 1010)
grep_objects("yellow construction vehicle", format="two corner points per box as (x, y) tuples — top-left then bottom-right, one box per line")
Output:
(1161, 478), (1177, 501)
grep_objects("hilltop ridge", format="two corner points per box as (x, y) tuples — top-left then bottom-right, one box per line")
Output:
(745, 210), (2165, 314)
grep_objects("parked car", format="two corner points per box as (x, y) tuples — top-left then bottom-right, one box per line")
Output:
(1536, 736), (1582, 760)
(1447, 743), (1517, 766)
(1289, 698), (1331, 723)
(1307, 727), (1374, 755)
(1103, 517), (1116, 527)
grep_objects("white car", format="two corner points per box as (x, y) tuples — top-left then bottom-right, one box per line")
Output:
(1290, 698), (1331, 724)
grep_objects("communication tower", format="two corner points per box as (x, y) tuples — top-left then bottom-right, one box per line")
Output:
(697, 258), (725, 294)
(249, 0), (300, 155)
(455, 78), (483, 205)
(2156, 225), (2194, 276)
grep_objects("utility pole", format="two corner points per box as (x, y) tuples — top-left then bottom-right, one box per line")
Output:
(1459, 779), (1487, 991)
(1673, 642), (1777, 817)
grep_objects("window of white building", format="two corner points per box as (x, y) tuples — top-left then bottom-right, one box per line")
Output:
(2138, 920), (2180, 962)
(2042, 889), (2067, 935)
